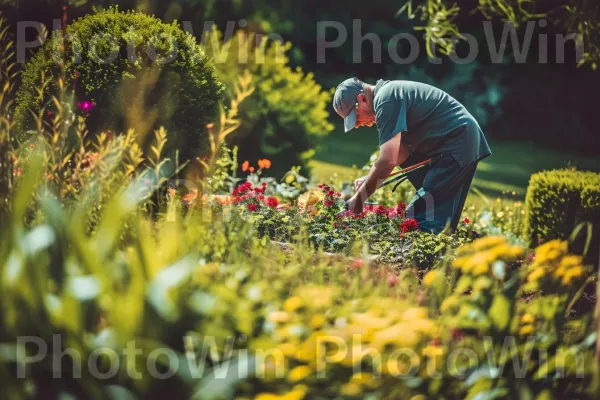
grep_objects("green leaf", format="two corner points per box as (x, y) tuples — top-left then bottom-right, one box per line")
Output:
(489, 294), (511, 332)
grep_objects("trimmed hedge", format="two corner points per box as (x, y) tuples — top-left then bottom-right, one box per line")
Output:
(524, 169), (600, 262)
(15, 7), (223, 162)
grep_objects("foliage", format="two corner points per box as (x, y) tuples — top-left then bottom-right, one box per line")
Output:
(200, 28), (334, 178)
(14, 6), (223, 163)
(400, 0), (600, 70)
(523, 169), (600, 263)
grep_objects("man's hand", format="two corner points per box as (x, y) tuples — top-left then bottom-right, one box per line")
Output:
(354, 176), (367, 192)
(346, 195), (364, 214)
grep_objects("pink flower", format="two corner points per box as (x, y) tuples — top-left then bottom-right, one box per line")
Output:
(77, 100), (95, 114)
(387, 274), (398, 288)
(247, 203), (257, 212)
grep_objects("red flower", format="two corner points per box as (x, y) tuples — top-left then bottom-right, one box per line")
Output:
(318, 184), (324, 189)
(247, 203), (257, 212)
(323, 200), (334, 208)
(451, 329), (464, 341)
(400, 218), (419, 233)
(328, 190), (335, 197)
(396, 202), (407, 215)
(430, 338), (442, 347)
(257, 195), (265, 201)
(463, 217), (471, 224)
(262, 182), (267, 187)
(375, 205), (387, 215)
(350, 259), (364, 270)
(265, 197), (279, 208)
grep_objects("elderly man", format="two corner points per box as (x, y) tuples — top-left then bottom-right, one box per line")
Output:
(333, 77), (491, 234)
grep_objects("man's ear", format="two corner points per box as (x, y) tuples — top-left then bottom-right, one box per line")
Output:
(357, 93), (367, 104)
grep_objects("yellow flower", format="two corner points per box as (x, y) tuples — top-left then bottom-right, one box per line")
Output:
(280, 386), (307, 400)
(519, 325), (534, 336)
(527, 267), (545, 282)
(371, 323), (420, 350)
(410, 396), (426, 400)
(255, 393), (279, 400)
(287, 365), (312, 382)
(277, 342), (297, 357)
(521, 313), (535, 324)
(350, 372), (378, 389)
(402, 307), (428, 321)
(284, 296), (304, 313)
(423, 270), (439, 287)
(351, 313), (389, 330)
(340, 382), (362, 396)
(285, 174), (296, 184)
(309, 314), (327, 329)
(269, 311), (290, 323)
(422, 344), (444, 358)
(473, 262), (490, 275)
(561, 266), (584, 285)
(440, 296), (460, 312)
(534, 240), (567, 264)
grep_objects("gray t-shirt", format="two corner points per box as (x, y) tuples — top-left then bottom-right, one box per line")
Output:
(373, 79), (491, 167)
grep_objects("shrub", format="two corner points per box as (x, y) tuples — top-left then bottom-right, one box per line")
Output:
(201, 29), (334, 178)
(14, 6), (223, 162)
(524, 169), (600, 262)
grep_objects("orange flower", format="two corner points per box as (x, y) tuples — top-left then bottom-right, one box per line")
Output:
(168, 188), (177, 197)
(249, 166), (255, 173)
(258, 159), (272, 169)
(242, 160), (250, 172)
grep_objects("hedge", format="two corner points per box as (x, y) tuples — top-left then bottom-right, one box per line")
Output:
(524, 169), (600, 263)
(14, 7), (224, 162)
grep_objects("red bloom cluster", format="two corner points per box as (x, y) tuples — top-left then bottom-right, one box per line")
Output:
(233, 181), (253, 197)
(400, 218), (419, 233)
(317, 184), (341, 208)
(336, 202), (408, 220)
(231, 181), (279, 211)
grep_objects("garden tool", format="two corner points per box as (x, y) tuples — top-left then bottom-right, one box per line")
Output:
(335, 158), (433, 217)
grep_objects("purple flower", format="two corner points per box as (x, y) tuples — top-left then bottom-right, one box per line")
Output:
(77, 100), (95, 114)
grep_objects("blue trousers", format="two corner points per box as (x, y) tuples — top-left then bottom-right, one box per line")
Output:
(401, 152), (478, 234)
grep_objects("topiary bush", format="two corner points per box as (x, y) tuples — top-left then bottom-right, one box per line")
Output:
(14, 6), (223, 162)
(524, 169), (600, 263)
(201, 29), (333, 178)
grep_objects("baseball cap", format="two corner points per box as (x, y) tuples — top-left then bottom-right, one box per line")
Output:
(333, 77), (364, 132)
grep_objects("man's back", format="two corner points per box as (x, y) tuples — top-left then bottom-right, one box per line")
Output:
(373, 79), (491, 167)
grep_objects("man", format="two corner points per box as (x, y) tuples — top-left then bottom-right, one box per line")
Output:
(333, 77), (491, 234)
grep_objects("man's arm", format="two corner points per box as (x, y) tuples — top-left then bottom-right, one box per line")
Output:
(348, 133), (402, 213)
(354, 141), (411, 192)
